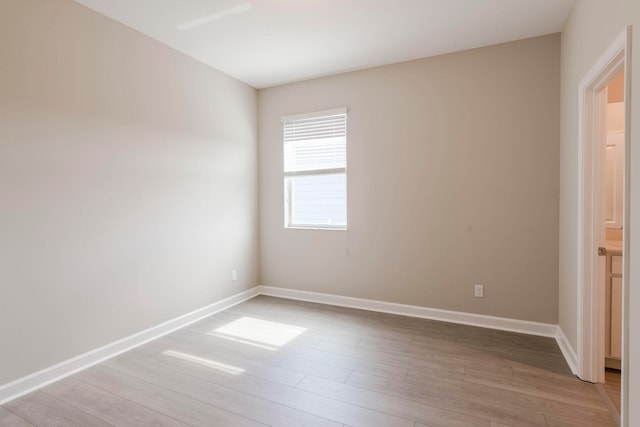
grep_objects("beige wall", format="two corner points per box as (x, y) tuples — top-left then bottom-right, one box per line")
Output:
(0, 0), (258, 385)
(259, 35), (560, 324)
(560, 0), (640, 423)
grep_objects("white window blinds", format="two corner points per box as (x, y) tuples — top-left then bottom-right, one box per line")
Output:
(283, 109), (347, 174)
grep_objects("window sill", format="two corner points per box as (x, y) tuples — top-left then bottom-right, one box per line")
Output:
(285, 226), (347, 231)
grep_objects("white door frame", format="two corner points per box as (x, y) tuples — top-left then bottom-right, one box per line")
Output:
(577, 26), (631, 425)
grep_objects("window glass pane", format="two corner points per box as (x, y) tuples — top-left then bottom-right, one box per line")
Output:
(287, 173), (346, 228)
(284, 136), (346, 172)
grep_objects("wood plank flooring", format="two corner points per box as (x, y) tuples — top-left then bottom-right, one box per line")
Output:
(596, 368), (621, 425)
(1, 296), (616, 426)
(603, 369), (621, 413)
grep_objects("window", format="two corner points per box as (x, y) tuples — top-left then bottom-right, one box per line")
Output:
(283, 108), (347, 229)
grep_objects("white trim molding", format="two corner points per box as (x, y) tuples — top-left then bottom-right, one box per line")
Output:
(260, 286), (579, 372)
(576, 27), (631, 427)
(281, 107), (347, 123)
(0, 287), (260, 405)
(577, 26), (630, 386)
(556, 327), (579, 375)
(0, 285), (578, 406)
(259, 286), (558, 337)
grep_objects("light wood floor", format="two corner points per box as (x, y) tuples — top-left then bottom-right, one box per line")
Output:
(603, 369), (621, 413)
(1, 296), (616, 426)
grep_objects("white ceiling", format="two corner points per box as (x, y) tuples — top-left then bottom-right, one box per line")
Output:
(74, 0), (574, 89)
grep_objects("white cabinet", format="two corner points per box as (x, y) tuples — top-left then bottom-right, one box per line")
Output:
(606, 253), (623, 367)
(610, 276), (622, 359)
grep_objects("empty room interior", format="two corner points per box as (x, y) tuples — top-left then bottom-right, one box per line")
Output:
(1, 0), (639, 426)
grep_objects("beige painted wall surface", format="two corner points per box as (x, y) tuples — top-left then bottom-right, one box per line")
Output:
(0, 0), (258, 385)
(259, 35), (560, 324)
(559, 0), (640, 423)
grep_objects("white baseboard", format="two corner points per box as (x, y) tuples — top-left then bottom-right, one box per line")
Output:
(556, 326), (579, 375)
(258, 286), (558, 337)
(0, 287), (260, 405)
(0, 284), (576, 405)
(259, 286), (584, 372)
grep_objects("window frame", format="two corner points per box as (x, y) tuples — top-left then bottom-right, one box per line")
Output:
(282, 108), (348, 231)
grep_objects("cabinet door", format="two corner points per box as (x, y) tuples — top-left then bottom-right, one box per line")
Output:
(610, 276), (622, 359)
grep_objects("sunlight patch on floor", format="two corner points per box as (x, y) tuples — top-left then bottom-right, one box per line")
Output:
(207, 332), (279, 351)
(162, 349), (245, 375)
(212, 316), (307, 349)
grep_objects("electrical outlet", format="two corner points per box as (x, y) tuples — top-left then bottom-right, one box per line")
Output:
(474, 284), (484, 298)
(231, 270), (237, 281)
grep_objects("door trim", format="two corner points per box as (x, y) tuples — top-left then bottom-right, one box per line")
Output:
(577, 26), (631, 426)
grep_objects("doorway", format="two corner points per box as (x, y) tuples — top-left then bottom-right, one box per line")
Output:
(577, 27), (631, 426)
(601, 70), (624, 419)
